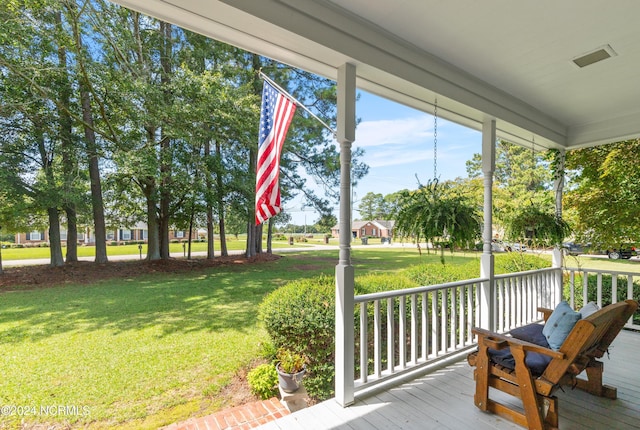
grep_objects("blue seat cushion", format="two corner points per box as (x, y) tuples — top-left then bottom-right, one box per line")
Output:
(488, 347), (552, 376)
(509, 323), (549, 348)
(486, 324), (553, 376)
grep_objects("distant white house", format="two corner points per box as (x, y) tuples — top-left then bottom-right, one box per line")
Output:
(13, 222), (203, 245)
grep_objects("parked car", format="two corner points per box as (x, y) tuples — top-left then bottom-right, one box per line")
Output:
(504, 242), (527, 252)
(490, 239), (507, 252)
(607, 246), (637, 260)
(562, 242), (590, 256)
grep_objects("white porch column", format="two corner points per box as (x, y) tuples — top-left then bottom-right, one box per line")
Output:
(551, 150), (566, 303)
(335, 63), (356, 407)
(480, 119), (496, 331)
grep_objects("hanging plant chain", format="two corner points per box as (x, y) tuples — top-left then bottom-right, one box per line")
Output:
(433, 98), (438, 180)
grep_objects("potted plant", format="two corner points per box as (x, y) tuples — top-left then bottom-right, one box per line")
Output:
(275, 348), (307, 393)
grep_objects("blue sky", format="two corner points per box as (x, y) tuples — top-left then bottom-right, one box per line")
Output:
(286, 90), (482, 225)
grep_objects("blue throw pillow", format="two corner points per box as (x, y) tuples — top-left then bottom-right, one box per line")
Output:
(579, 301), (600, 318)
(541, 301), (581, 350)
(509, 323), (549, 348)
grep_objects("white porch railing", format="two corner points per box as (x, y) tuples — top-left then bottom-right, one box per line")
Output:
(353, 278), (484, 393)
(353, 267), (564, 394)
(494, 267), (562, 333)
(565, 266), (640, 330)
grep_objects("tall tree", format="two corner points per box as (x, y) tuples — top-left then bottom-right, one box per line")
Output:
(0, 0), (72, 266)
(466, 140), (555, 234)
(54, 10), (79, 262)
(357, 192), (386, 220)
(66, 0), (110, 263)
(565, 139), (640, 248)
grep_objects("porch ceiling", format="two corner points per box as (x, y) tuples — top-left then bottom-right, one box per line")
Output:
(111, 0), (640, 150)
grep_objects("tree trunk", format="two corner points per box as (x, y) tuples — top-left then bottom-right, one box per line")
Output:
(55, 11), (78, 263)
(218, 216), (227, 257)
(158, 21), (173, 260)
(267, 218), (274, 254)
(214, 140), (228, 256)
(145, 186), (161, 260)
(65, 208), (78, 262)
(256, 223), (263, 254)
(246, 136), (258, 257)
(204, 140), (215, 259)
(73, 12), (108, 264)
(187, 200), (195, 259)
(246, 219), (255, 258)
(0, 227), (3, 274)
(48, 207), (65, 267)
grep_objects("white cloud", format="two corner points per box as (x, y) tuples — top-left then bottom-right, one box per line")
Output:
(355, 116), (432, 148)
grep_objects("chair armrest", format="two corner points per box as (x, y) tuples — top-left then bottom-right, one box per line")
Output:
(473, 327), (565, 359)
(537, 307), (553, 322)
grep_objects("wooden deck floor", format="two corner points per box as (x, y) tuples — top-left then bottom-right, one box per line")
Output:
(259, 330), (640, 429)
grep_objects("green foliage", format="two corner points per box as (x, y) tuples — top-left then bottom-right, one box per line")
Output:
(504, 205), (571, 247)
(247, 364), (278, 400)
(355, 273), (418, 293)
(259, 275), (335, 400)
(276, 348), (307, 374)
(395, 179), (481, 262)
(563, 273), (640, 313)
(494, 253), (551, 273)
(259, 340), (278, 360)
(565, 140), (640, 249)
(404, 260), (479, 285)
(259, 253), (554, 403)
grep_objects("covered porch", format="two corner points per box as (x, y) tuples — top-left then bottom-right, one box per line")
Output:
(260, 328), (640, 430)
(261, 264), (640, 428)
(107, 1), (640, 427)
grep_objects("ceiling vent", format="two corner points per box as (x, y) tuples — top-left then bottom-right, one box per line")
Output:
(572, 45), (617, 68)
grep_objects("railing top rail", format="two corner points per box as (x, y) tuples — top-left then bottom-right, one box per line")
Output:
(565, 266), (640, 277)
(494, 267), (559, 280)
(354, 277), (488, 303)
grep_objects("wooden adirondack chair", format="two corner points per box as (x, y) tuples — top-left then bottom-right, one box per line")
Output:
(468, 299), (638, 430)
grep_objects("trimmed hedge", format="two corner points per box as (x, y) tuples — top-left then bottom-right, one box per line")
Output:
(259, 275), (335, 400)
(259, 256), (552, 401)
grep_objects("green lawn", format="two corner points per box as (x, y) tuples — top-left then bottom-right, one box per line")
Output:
(0, 238), (312, 261)
(0, 247), (453, 429)
(2, 247), (638, 429)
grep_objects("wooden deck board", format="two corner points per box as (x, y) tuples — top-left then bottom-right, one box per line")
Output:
(260, 330), (640, 429)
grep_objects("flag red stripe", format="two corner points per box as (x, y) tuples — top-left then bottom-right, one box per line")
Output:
(255, 82), (296, 225)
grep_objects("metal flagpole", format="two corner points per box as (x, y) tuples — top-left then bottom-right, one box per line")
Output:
(259, 71), (337, 137)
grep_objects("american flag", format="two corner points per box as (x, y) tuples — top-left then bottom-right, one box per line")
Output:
(255, 80), (297, 225)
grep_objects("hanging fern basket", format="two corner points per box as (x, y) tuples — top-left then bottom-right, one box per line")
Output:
(395, 180), (481, 259)
(505, 205), (571, 247)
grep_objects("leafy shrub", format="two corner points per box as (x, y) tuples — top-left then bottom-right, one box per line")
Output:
(259, 340), (277, 360)
(259, 256), (553, 401)
(563, 272), (640, 312)
(494, 253), (550, 274)
(247, 364), (278, 400)
(272, 234), (287, 241)
(404, 260), (479, 286)
(259, 275), (335, 400)
(356, 273), (418, 294)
